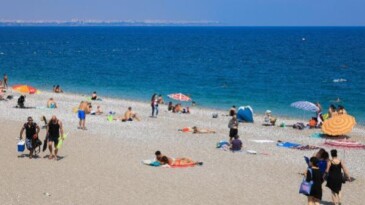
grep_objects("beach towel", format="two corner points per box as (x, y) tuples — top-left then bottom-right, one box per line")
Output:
(310, 133), (325, 139)
(292, 145), (320, 150)
(276, 141), (301, 148)
(142, 160), (161, 167)
(249, 140), (275, 143)
(324, 139), (365, 149)
(216, 140), (230, 148)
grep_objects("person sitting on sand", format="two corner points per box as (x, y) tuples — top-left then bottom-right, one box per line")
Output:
(17, 95), (26, 108)
(263, 110), (277, 126)
(160, 156), (203, 167)
(120, 107), (140, 122)
(53, 85), (63, 93)
(328, 104), (337, 118)
(230, 135), (242, 151)
(167, 102), (174, 111)
(192, 126), (216, 134)
(91, 105), (103, 115)
(337, 105), (347, 115)
(229, 105), (236, 116)
(173, 103), (182, 113)
(182, 107), (190, 114)
(47, 98), (58, 108)
(91, 91), (98, 100)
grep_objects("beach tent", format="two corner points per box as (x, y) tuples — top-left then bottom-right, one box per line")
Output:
(237, 106), (254, 123)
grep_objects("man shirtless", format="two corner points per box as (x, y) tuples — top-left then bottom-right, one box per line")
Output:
(78, 101), (91, 130)
(121, 107), (140, 122)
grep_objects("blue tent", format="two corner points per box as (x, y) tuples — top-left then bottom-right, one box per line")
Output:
(237, 106), (254, 123)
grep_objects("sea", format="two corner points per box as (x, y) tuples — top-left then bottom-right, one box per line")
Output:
(0, 27), (364, 124)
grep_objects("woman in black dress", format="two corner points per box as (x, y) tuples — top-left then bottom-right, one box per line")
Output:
(305, 157), (323, 205)
(325, 149), (351, 205)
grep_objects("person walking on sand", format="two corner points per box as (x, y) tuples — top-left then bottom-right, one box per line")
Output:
(46, 116), (64, 160)
(228, 115), (238, 143)
(78, 101), (91, 130)
(151, 93), (158, 117)
(19, 116), (40, 159)
(325, 149), (352, 205)
(304, 157), (324, 205)
(3, 74), (8, 88)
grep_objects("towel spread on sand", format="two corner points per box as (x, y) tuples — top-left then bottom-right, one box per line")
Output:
(142, 160), (161, 167)
(249, 140), (275, 143)
(310, 133), (325, 139)
(277, 141), (320, 150)
(276, 141), (300, 148)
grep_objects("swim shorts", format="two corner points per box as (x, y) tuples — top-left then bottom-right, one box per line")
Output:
(229, 128), (238, 138)
(78, 110), (86, 120)
(25, 138), (33, 150)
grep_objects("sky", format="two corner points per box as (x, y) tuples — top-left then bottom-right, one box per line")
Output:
(1, 0), (364, 26)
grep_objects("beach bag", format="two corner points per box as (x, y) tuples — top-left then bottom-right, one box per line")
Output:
(299, 169), (313, 195)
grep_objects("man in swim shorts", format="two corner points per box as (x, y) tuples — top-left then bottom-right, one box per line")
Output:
(47, 115), (64, 160)
(78, 101), (90, 130)
(19, 116), (40, 159)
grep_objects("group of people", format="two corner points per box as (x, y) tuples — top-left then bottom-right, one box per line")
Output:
(19, 115), (64, 160)
(313, 103), (348, 128)
(150, 94), (164, 117)
(167, 102), (190, 114)
(304, 148), (351, 205)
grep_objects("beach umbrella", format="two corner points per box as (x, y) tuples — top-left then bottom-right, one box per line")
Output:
(12, 84), (39, 94)
(168, 93), (191, 102)
(322, 114), (356, 136)
(290, 101), (319, 112)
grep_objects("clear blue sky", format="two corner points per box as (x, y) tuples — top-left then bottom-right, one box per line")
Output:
(1, 0), (364, 26)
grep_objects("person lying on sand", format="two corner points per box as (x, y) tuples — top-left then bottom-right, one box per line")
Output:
(155, 150), (172, 163)
(47, 98), (58, 108)
(192, 126), (216, 134)
(160, 156), (203, 167)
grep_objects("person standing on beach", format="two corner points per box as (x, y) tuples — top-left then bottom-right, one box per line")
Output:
(78, 101), (90, 130)
(47, 116), (64, 160)
(19, 117), (40, 159)
(3, 74), (8, 88)
(325, 149), (352, 205)
(228, 115), (238, 143)
(151, 93), (158, 117)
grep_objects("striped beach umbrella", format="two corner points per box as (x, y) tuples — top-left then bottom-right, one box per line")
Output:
(168, 93), (191, 101)
(322, 114), (356, 136)
(290, 101), (319, 112)
(12, 84), (39, 94)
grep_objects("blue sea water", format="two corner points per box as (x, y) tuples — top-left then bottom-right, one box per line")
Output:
(0, 27), (364, 123)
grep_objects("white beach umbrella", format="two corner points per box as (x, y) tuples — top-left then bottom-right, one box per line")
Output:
(290, 101), (319, 112)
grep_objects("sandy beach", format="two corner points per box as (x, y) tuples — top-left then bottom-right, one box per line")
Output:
(0, 90), (364, 205)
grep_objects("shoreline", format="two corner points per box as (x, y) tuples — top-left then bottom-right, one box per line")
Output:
(1, 88), (364, 205)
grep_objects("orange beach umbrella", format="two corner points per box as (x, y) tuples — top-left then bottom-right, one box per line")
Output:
(322, 114), (356, 136)
(12, 84), (39, 94)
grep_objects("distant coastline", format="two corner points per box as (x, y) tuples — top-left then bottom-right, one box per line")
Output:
(0, 20), (221, 27)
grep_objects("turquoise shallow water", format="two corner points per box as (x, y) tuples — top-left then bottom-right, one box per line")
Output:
(0, 27), (364, 123)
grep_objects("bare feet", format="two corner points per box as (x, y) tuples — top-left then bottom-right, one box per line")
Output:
(48, 155), (54, 160)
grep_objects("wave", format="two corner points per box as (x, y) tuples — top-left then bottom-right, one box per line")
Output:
(333, 78), (347, 83)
